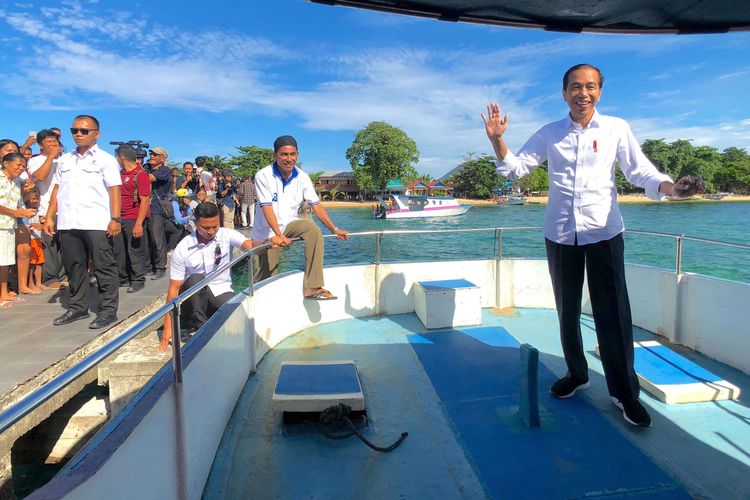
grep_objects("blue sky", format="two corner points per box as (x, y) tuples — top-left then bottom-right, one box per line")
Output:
(1, 0), (749, 178)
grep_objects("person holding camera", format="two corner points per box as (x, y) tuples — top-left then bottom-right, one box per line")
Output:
(181, 162), (199, 193)
(145, 146), (171, 280)
(113, 145), (151, 293)
(218, 170), (238, 228)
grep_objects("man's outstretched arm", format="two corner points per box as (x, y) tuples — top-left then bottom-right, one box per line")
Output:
(311, 204), (348, 240)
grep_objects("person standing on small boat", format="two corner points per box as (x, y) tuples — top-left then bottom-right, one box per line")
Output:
(252, 135), (349, 300)
(482, 64), (704, 427)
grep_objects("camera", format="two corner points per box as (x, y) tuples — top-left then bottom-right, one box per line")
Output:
(110, 140), (150, 160)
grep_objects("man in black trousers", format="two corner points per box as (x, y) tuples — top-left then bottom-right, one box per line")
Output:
(483, 63), (704, 427)
(145, 146), (171, 280)
(113, 144), (151, 293)
(44, 114), (122, 329)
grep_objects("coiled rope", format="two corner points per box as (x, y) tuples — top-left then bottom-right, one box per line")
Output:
(318, 403), (408, 453)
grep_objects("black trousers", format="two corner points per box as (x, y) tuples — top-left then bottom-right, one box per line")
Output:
(41, 225), (65, 283)
(180, 274), (233, 329)
(545, 233), (640, 402)
(59, 229), (119, 316)
(114, 220), (149, 284)
(149, 212), (168, 272)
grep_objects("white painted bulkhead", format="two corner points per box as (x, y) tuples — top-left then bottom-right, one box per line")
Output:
(41, 258), (749, 499)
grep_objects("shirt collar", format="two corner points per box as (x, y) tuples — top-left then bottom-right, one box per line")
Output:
(73, 143), (100, 159)
(272, 162), (298, 187)
(566, 109), (601, 130)
(186, 229), (225, 249)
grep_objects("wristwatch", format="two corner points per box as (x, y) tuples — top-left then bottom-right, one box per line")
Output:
(111, 217), (123, 223)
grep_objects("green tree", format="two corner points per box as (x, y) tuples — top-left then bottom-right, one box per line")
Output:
(346, 121), (419, 191)
(641, 139), (674, 176)
(308, 171), (323, 184)
(514, 165), (549, 193)
(449, 153), (499, 198)
(206, 154), (230, 172)
(230, 146), (274, 179)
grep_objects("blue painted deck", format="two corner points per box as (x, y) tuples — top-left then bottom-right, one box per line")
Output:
(206, 308), (750, 500)
(634, 344), (723, 385)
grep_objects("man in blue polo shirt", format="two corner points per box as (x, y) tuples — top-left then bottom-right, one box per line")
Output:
(252, 135), (349, 300)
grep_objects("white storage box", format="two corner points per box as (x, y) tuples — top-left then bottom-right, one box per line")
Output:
(414, 279), (481, 329)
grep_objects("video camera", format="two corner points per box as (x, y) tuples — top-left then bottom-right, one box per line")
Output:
(110, 140), (150, 160)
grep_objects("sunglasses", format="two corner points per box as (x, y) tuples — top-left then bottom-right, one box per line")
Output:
(214, 243), (222, 266)
(70, 128), (98, 136)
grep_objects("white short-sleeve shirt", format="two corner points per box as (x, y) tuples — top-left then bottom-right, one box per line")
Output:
(252, 164), (320, 241)
(52, 144), (122, 231)
(27, 154), (58, 217)
(169, 227), (248, 296)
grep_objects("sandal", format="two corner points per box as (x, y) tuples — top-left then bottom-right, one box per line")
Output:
(304, 289), (338, 301)
(0, 300), (16, 309)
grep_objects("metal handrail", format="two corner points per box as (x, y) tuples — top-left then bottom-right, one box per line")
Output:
(0, 226), (747, 435)
(0, 242), (270, 434)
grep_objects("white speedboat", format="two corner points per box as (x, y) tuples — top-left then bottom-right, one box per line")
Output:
(371, 194), (471, 219)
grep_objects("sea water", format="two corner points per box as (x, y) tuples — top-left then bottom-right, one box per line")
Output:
(238, 201), (750, 285)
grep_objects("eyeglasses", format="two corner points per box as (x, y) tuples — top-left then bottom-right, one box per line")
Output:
(70, 128), (98, 135)
(214, 243), (222, 266)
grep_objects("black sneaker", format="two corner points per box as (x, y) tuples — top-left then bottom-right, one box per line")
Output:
(611, 397), (652, 427)
(550, 376), (590, 398)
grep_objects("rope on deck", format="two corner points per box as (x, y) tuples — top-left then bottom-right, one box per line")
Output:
(318, 403), (408, 453)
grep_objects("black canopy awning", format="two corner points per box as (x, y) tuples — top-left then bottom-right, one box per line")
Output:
(309, 0), (750, 34)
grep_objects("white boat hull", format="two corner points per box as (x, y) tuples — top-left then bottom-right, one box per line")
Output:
(384, 205), (471, 219)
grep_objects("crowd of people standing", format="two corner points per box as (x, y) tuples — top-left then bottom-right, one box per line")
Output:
(0, 117), (256, 329)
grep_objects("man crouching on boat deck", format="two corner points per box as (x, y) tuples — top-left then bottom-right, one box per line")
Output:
(252, 135), (349, 300)
(158, 202), (256, 352)
(482, 63), (705, 427)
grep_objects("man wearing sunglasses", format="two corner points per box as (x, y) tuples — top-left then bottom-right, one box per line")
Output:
(43, 115), (122, 329)
(158, 202), (256, 352)
(145, 146), (171, 280)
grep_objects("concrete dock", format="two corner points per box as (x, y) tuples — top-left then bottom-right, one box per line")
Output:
(0, 275), (170, 397)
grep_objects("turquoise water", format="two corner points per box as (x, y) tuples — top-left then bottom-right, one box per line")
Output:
(261, 201), (750, 284)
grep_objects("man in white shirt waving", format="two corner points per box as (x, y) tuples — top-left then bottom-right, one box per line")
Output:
(253, 135), (348, 300)
(482, 64), (704, 427)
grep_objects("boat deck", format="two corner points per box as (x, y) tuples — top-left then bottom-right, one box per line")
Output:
(206, 308), (750, 499)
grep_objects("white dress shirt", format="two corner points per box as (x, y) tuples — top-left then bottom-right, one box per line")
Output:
(252, 163), (320, 241)
(27, 154), (57, 217)
(52, 144), (122, 231)
(496, 111), (672, 245)
(170, 227), (247, 296)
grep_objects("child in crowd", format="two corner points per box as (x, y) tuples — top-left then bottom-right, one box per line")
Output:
(0, 153), (36, 308)
(22, 189), (48, 291)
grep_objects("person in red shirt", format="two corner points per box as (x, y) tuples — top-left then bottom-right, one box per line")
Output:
(113, 145), (151, 293)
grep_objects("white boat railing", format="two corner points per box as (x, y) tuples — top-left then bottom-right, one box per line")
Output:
(0, 226), (748, 497)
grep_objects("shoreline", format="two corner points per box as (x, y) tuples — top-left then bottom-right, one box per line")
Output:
(321, 194), (750, 208)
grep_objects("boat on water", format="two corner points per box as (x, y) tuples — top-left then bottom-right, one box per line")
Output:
(9, 226), (749, 499)
(497, 195), (525, 206)
(371, 194), (470, 219)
